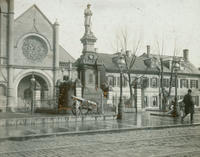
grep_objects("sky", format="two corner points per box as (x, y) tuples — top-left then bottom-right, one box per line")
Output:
(15, 0), (200, 67)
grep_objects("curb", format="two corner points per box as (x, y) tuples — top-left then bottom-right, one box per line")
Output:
(1, 123), (200, 141)
(0, 114), (116, 127)
(150, 113), (173, 117)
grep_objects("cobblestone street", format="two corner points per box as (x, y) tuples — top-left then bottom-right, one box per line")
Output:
(0, 125), (200, 157)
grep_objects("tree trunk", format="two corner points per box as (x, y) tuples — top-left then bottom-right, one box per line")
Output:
(127, 71), (134, 108)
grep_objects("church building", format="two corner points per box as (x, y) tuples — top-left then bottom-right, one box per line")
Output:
(0, 1), (75, 112)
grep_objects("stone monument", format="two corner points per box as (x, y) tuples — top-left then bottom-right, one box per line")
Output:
(77, 4), (104, 113)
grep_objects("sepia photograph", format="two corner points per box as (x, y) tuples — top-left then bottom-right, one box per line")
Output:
(0, 0), (200, 156)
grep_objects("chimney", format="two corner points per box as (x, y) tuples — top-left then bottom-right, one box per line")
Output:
(183, 49), (189, 61)
(147, 45), (150, 58)
(126, 50), (131, 57)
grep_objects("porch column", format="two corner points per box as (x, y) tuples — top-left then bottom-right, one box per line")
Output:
(53, 20), (59, 100)
(7, 0), (14, 111)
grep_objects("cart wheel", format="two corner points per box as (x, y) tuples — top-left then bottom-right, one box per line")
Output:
(72, 102), (80, 116)
(80, 105), (89, 115)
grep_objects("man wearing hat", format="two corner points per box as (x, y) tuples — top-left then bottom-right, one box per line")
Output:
(181, 89), (194, 122)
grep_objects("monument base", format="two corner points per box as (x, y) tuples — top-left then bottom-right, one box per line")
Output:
(83, 87), (105, 114)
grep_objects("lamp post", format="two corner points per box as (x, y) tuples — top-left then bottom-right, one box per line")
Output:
(117, 54), (125, 120)
(172, 61), (180, 117)
(30, 73), (36, 114)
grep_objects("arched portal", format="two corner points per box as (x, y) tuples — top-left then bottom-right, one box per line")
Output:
(17, 74), (49, 111)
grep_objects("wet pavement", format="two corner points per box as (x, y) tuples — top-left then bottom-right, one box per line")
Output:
(0, 112), (200, 139)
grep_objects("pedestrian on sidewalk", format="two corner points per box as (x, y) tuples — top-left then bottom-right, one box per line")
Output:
(181, 89), (194, 122)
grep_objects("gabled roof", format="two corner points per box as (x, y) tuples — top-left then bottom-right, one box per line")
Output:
(97, 53), (159, 73)
(145, 53), (200, 75)
(15, 4), (53, 26)
(59, 45), (75, 63)
(97, 52), (200, 76)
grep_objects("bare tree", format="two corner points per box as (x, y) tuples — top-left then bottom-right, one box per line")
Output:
(155, 39), (180, 111)
(111, 27), (142, 111)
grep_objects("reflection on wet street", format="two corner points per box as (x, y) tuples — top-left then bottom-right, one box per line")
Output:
(0, 112), (199, 138)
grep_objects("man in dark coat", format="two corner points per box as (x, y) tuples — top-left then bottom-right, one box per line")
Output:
(181, 89), (194, 122)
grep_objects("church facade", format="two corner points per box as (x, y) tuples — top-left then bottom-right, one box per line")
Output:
(0, 1), (75, 112)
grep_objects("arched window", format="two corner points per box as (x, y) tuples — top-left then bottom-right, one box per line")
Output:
(0, 84), (6, 96)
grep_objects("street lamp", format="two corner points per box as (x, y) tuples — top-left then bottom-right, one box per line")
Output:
(30, 73), (36, 114)
(117, 54), (125, 120)
(171, 60), (181, 117)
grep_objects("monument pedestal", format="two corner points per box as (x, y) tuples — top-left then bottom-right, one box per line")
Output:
(83, 87), (104, 114)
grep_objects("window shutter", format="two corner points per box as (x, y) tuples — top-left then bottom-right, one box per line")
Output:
(150, 78), (153, 88)
(190, 80), (192, 88)
(167, 79), (170, 88)
(146, 78), (149, 87)
(121, 76), (124, 87)
(117, 77), (120, 86)
(155, 78), (159, 88)
(177, 79), (179, 88)
(143, 77), (149, 88)
(124, 78), (127, 87)
(186, 80), (188, 88)
(180, 79), (182, 88)
(196, 80), (198, 88)
(157, 78), (159, 87)
(113, 77), (116, 87)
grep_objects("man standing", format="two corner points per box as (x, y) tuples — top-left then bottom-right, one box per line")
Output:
(181, 89), (194, 122)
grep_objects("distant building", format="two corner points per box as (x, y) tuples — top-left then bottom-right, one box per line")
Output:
(96, 47), (200, 111)
(0, 2), (76, 112)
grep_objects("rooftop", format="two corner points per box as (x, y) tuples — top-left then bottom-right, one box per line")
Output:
(96, 52), (200, 76)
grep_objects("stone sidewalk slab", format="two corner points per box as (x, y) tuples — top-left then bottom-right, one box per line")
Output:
(0, 113), (116, 127)
(0, 112), (199, 141)
(1, 122), (200, 141)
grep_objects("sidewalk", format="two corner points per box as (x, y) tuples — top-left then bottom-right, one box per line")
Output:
(0, 112), (116, 126)
(0, 111), (200, 140)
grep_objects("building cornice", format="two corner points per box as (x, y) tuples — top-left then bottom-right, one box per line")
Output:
(105, 69), (200, 77)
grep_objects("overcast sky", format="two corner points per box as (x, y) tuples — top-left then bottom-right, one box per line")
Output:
(15, 0), (200, 67)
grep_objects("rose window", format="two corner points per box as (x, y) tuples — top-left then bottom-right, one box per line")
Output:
(22, 36), (48, 62)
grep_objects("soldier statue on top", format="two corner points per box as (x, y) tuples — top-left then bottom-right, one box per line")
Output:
(84, 4), (92, 34)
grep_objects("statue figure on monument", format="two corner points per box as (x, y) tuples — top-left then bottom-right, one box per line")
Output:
(84, 4), (92, 34)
